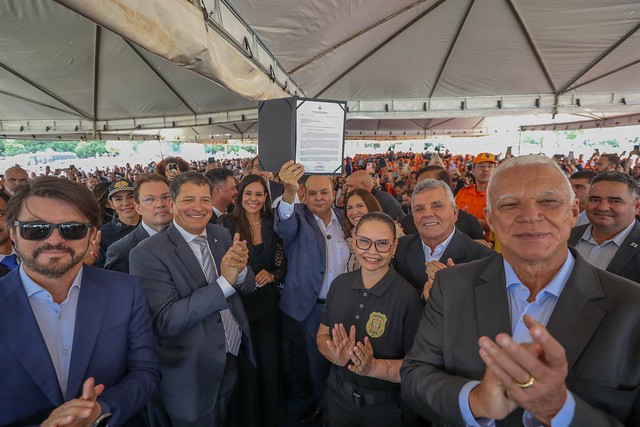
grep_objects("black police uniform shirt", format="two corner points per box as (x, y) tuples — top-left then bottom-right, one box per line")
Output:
(321, 267), (422, 391)
(95, 215), (138, 268)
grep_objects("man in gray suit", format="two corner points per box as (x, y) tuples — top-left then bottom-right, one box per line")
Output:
(568, 171), (640, 284)
(130, 172), (255, 426)
(401, 155), (640, 426)
(104, 173), (172, 273)
(393, 179), (494, 298)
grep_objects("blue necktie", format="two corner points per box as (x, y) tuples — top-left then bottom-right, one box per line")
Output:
(194, 235), (241, 355)
(1, 254), (18, 270)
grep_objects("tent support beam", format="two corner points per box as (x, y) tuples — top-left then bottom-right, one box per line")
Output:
(410, 119), (427, 130)
(92, 25), (101, 136)
(289, 0), (436, 74)
(0, 61), (92, 120)
(314, 0), (448, 97)
(504, 0), (556, 94)
(0, 90), (85, 117)
(427, 117), (455, 129)
(566, 58), (640, 93)
(559, 21), (640, 94)
(125, 41), (197, 116)
(429, 0), (475, 98)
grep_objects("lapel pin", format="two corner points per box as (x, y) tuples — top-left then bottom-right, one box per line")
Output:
(214, 238), (218, 243)
(631, 242), (638, 248)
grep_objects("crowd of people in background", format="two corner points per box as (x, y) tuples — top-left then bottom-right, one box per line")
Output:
(1, 146), (640, 427)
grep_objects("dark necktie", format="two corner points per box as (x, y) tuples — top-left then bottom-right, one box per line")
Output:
(1, 254), (18, 270)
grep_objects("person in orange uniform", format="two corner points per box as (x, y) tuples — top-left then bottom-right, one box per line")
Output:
(454, 153), (497, 239)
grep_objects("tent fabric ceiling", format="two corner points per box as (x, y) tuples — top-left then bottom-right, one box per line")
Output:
(2, 0), (640, 141)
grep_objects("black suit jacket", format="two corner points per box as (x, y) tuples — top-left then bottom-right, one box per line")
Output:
(268, 180), (285, 202)
(104, 223), (150, 273)
(392, 229), (494, 293)
(401, 209), (485, 240)
(401, 249), (640, 426)
(568, 221), (640, 284)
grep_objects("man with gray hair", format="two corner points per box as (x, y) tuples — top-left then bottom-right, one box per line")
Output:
(392, 179), (493, 299)
(568, 170), (640, 283)
(402, 155), (640, 426)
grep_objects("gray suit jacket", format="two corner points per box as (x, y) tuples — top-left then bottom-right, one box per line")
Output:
(568, 220), (640, 284)
(129, 223), (255, 421)
(104, 223), (150, 273)
(401, 249), (640, 426)
(392, 228), (494, 293)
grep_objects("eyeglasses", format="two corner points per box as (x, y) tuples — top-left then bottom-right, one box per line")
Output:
(141, 195), (171, 204)
(355, 236), (393, 253)
(14, 221), (92, 241)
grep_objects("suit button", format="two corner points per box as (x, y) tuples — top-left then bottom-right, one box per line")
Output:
(204, 315), (211, 319)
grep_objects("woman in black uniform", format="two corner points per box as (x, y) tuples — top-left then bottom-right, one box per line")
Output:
(317, 212), (422, 426)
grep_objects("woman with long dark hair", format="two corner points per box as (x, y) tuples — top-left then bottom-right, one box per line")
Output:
(219, 174), (287, 427)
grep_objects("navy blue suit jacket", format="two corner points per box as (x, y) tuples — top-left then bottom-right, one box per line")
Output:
(0, 266), (160, 426)
(275, 203), (344, 321)
(129, 223), (255, 421)
(104, 223), (150, 274)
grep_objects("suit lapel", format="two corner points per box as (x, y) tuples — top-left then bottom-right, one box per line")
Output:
(0, 271), (63, 405)
(546, 254), (605, 372)
(207, 227), (226, 277)
(66, 267), (109, 400)
(606, 221), (640, 275)
(441, 229), (463, 264)
(407, 235), (428, 286)
(167, 225), (208, 284)
(474, 255), (512, 339)
(304, 206), (327, 263)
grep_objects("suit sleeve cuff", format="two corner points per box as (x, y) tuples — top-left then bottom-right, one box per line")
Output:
(277, 200), (294, 220)
(216, 276), (237, 298)
(522, 390), (575, 427)
(459, 381), (496, 427)
(236, 267), (248, 285)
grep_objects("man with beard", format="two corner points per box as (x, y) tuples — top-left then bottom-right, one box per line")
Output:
(1, 165), (29, 202)
(0, 177), (160, 426)
(104, 174), (173, 273)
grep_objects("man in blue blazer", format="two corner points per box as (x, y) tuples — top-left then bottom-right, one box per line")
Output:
(0, 177), (160, 427)
(130, 172), (255, 426)
(104, 174), (173, 273)
(275, 161), (350, 424)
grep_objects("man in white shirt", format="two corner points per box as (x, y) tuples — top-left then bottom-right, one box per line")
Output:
(569, 171), (640, 283)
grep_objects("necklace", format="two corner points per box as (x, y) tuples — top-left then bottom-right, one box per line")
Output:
(248, 219), (262, 225)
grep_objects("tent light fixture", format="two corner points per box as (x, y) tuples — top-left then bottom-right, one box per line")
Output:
(622, 98), (627, 105)
(535, 98), (540, 108)
(576, 99), (581, 107)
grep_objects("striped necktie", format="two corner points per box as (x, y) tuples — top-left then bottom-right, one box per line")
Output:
(194, 235), (241, 355)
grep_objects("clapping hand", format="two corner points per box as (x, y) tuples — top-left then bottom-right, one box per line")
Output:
(221, 233), (249, 284)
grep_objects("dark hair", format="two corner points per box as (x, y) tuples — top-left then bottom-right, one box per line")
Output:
(354, 212), (396, 240)
(220, 174), (273, 242)
(170, 172), (213, 201)
(7, 177), (101, 228)
(570, 170), (597, 182)
(592, 171), (639, 199)
(205, 168), (234, 187)
(601, 153), (621, 168)
(417, 165), (452, 187)
(155, 156), (190, 177)
(342, 189), (383, 239)
(133, 173), (170, 203)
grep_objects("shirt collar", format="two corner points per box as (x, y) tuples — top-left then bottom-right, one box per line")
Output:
(350, 266), (397, 296)
(140, 221), (158, 237)
(212, 205), (224, 217)
(581, 220), (635, 247)
(313, 209), (339, 228)
(504, 249), (574, 299)
(20, 264), (83, 299)
(173, 220), (206, 244)
(421, 227), (456, 257)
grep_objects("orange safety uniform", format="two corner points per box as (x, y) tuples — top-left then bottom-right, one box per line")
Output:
(455, 185), (490, 239)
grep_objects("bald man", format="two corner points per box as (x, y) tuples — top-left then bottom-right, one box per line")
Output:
(275, 162), (350, 424)
(2, 166), (29, 202)
(346, 170), (405, 221)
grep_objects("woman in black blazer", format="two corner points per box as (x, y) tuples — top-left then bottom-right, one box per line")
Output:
(219, 174), (287, 427)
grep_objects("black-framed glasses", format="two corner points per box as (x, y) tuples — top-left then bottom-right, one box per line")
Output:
(14, 221), (92, 241)
(141, 195), (171, 204)
(355, 236), (393, 253)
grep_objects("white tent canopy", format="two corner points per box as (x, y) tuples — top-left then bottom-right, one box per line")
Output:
(1, 0), (640, 141)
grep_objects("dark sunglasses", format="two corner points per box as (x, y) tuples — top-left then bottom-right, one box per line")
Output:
(14, 221), (92, 241)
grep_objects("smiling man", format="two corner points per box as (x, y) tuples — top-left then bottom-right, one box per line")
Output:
(393, 179), (493, 299)
(401, 155), (640, 426)
(104, 173), (173, 273)
(569, 171), (640, 283)
(0, 177), (159, 426)
(129, 171), (255, 426)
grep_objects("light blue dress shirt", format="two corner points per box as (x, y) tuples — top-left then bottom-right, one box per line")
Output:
(21, 265), (82, 397)
(421, 228), (455, 263)
(574, 220), (635, 270)
(458, 250), (577, 426)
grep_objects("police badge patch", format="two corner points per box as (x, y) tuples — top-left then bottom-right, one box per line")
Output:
(366, 312), (387, 338)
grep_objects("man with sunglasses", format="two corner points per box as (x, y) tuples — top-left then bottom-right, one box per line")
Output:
(0, 177), (160, 426)
(104, 174), (173, 273)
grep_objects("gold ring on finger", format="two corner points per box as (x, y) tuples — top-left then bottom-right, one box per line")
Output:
(516, 375), (535, 388)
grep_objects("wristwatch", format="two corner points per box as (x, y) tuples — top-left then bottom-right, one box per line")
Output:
(91, 413), (111, 427)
